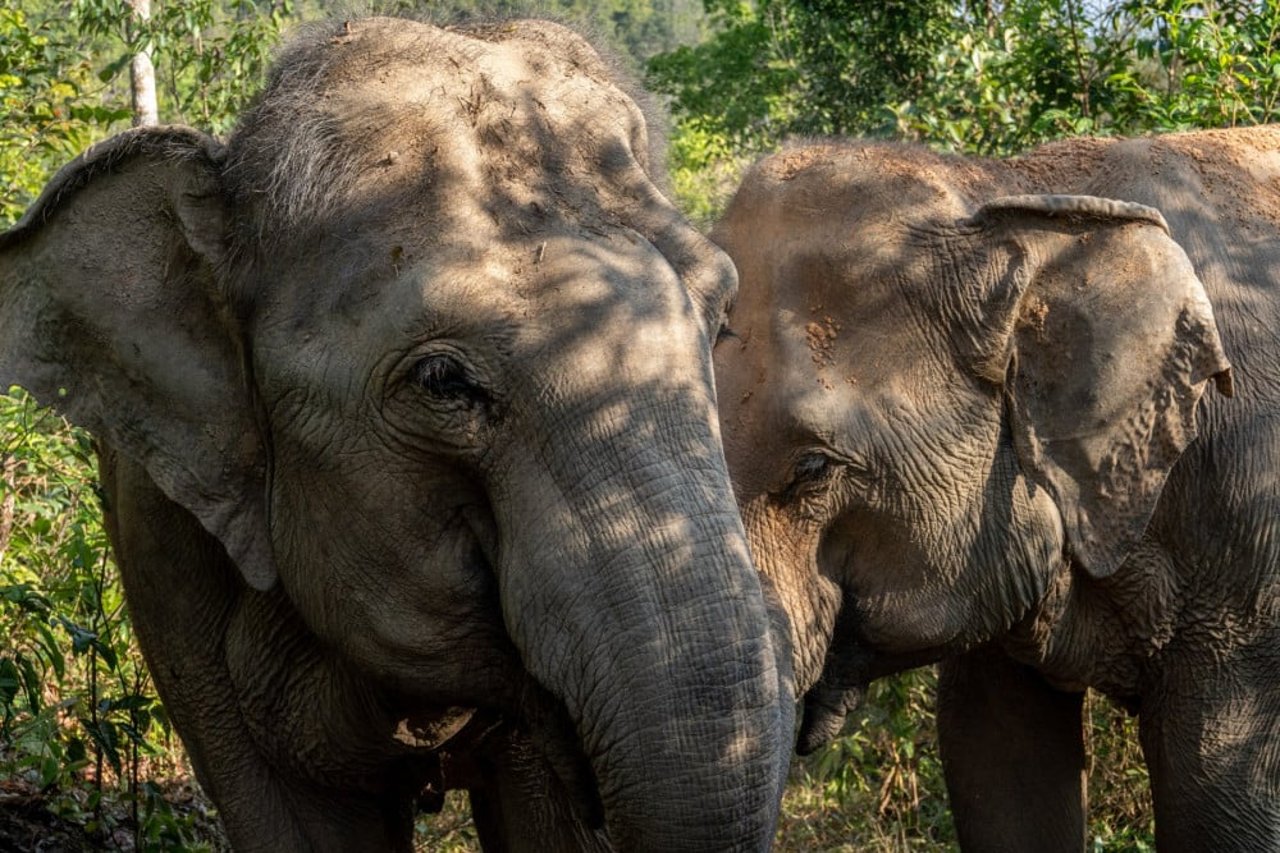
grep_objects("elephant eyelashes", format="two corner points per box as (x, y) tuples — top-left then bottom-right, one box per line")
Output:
(780, 451), (842, 507)
(715, 322), (738, 345)
(413, 353), (489, 407)
(793, 452), (834, 483)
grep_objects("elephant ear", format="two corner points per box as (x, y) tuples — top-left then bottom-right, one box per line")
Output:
(966, 194), (1233, 579)
(0, 126), (276, 590)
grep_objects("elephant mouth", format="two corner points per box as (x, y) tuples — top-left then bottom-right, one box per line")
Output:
(796, 680), (866, 755)
(796, 599), (950, 755)
(418, 689), (605, 828)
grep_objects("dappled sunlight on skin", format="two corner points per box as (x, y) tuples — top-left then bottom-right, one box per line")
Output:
(0, 16), (790, 853)
(231, 18), (789, 852)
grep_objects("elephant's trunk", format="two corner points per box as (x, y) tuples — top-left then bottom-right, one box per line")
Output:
(495, 405), (792, 851)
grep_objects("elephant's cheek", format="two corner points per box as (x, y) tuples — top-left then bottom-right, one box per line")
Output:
(743, 501), (842, 695)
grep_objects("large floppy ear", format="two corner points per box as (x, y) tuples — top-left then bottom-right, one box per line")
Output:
(0, 126), (276, 590)
(961, 195), (1232, 579)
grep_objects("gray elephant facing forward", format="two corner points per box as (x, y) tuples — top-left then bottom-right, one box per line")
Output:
(713, 128), (1277, 851)
(0, 18), (792, 852)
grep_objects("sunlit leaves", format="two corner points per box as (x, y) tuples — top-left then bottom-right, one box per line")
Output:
(73, 0), (290, 133)
(0, 8), (122, 224)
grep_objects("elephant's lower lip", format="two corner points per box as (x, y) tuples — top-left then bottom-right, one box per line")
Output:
(393, 706), (476, 749)
(795, 682), (866, 755)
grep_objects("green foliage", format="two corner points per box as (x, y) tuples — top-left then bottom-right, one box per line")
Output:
(891, 0), (1280, 156)
(0, 7), (127, 224)
(795, 670), (955, 848)
(1108, 0), (1280, 131)
(653, 0), (1280, 201)
(0, 390), (220, 848)
(1, 3), (287, 847)
(648, 0), (954, 150)
(1, 0), (293, 227)
(73, 0), (291, 133)
(1086, 696), (1156, 851)
(888, 1), (1106, 155)
(647, 1), (802, 152)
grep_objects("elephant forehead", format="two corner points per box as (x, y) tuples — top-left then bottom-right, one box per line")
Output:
(769, 267), (937, 392)
(717, 251), (938, 442)
(224, 18), (652, 255)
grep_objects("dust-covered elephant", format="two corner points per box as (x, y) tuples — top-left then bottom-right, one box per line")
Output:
(711, 129), (1279, 851)
(0, 18), (793, 852)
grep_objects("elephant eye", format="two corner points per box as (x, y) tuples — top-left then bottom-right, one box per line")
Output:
(778, 450), (844, 511)
(793, 452), (834, 483)
(413, 353), (487, 405)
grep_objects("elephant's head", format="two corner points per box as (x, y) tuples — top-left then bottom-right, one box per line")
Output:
(0, 19), (791, 850)
(712, 142), (1232, 752)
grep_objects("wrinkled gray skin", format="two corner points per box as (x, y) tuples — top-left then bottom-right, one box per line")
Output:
(0, 18), (793, 852)
(713, 128), (1279, 852)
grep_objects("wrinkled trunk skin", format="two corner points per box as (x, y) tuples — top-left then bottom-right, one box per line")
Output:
(494, 416), (791, 852)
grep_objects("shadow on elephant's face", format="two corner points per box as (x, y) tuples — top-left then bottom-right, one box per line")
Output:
(214, 34), (758, 718)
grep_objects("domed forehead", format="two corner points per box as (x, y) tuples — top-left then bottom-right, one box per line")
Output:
(319, 19), (646, 150)
(722, 146), (973, 286)
(746, 145), (970, 214)
(721, 148), (971, 394)
(225, 18), (653, 248)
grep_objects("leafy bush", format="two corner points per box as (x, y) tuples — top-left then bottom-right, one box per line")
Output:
(0, 390), (219, 848)
(0, 7), (128, 222)
(1, 3), (286, 847)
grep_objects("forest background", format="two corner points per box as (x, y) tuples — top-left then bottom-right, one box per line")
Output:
(2, 0), (1278, 849)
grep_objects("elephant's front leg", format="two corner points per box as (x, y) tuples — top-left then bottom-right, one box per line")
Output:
(937, 647), (1087, 852)
(1140, 656), (1280, 853)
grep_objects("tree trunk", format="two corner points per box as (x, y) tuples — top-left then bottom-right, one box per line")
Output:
(129, 0), (158, 127)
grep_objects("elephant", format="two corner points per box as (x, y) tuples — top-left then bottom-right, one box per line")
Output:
(711, 127), (1280, 851)
(0, 17), (794, 852)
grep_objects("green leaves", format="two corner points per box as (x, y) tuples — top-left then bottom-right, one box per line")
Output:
(796, 669), (953, 845)
(74, 0), (290, 133)
(0, 4), (293, 828)
(0, 8), (106, 224)
(0, 388), (198, 845)
(648, 0), (954, 152)
(652, 0), (1280, 186)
